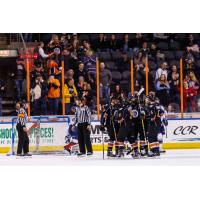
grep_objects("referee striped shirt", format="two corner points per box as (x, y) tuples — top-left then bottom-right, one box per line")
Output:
(16, 108), (28, 126)
(74, 105), (91, 125)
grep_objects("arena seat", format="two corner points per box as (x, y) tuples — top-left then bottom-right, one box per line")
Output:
(127, 51), (134, 59)
(111, 51), (122, 60)
(157, 42), (169, 50)
(169, 41), (180, 50)
(78, 34), (90, 41)
(175, 33), (186, 41)
(175, 50), (184, 59)
(89, 33), (99, 41)
(111, 71), (122, 83)
(149, 70), (156, 80)
(169, 59), (180, 67)
(148, 61), (157, 70)
(98, 51), (111, 61)
(122, 70), (130, 80)
(163, 51), (175, 60)
(105, 61), (118, 70)
(192, 33), (200, 40)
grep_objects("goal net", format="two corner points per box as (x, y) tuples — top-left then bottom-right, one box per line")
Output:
(7, 116), (70, 156)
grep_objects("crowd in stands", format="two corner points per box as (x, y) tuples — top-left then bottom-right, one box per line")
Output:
(1, 33), (200, 116)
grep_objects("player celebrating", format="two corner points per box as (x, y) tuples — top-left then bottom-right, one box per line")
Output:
(100, 97), (120, 157)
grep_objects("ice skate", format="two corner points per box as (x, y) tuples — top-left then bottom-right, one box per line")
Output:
(87, 152), (93, 156)
(77, 152), (86, 157)
(131, 150), (141, 159)
(107, 150), (116, 158)
(140, 149), (147, 157)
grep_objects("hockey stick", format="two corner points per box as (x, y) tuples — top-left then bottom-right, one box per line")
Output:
(137, 88), (148, 144)
(101, 129), (105, 160)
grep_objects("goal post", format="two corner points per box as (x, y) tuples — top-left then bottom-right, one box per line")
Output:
(7, 115), (70, 156)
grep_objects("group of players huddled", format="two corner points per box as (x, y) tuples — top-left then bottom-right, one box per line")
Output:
(99, 88), (168, 158)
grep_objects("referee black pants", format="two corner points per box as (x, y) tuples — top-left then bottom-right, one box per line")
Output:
(78, 123), (93, 154)
(16, 123), (29, 154)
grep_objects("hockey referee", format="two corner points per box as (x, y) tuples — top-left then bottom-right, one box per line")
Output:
(15, 102), (31, 156)
(74, 97), (93, 156)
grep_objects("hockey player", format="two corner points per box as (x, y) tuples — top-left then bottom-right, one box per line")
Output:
(116, 101), (137, 158)
(146, 92), (161, 157)
(64, 99), (81, 155)
(122, 91), (148, 158)
(132, 96), (149, 157)
(154, 98), (168, 154)
(100, 97), (120, 157)
(64, 124), (79, 155)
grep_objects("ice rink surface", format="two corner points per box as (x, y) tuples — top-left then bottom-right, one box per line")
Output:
(1, 149), (200, 166)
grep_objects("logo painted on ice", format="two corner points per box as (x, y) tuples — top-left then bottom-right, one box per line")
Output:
(173, 126), (199, 135)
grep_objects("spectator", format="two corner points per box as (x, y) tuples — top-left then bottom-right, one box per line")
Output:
(140, 41), (150, 57)
(108, 34), (120, 51)
(31, 61), (46, 82)
(156, 74), (170, 106)
(30, 74), (48, 115)
(185, 34), (195, 47)
(47, 60), (62, 80)
(111, 84), (125, 101)
(184, 58), (200, 80)
(93, 33), (108, 51)
(62, 48), (77, 72)
(134, 51), (146, 66)
(76, 76), (87, 97)
(81, 50), (96, 80)
(155, 62), (168, 81)
(35, 42), (54, 62)
(11, 58), (26, 101)
(187, 71), (200, 90)
(83, 41), (92, 52)
(168, 65), (180, 102)
(132, 33), (144, 49)
(122, 34), (132, 52)
(74, 62), (89, 83)
(48, 34), (63, 61)
(47, 75), (60, 115)
(149, 43), (165, 61)
(64, 78), (78, 115)
(0, 79), (5, 116)
(177, 81), (197, 112)
(135, 63), (155, 91)
(60, 33), (71, 48)
(99, 62), (112, 101)
(66, 69), (75, 80)
(118, 52), (130, 72)
(82, 83), (94, 109)
(71, 33), (80, 48)
(185, 34), (200, 60)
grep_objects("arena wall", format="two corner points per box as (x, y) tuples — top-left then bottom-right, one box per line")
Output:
(0, 117), (200, 153)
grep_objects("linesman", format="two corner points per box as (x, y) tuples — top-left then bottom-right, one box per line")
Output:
(16, 102), (31, 156)
(74, 97), (93, 156)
